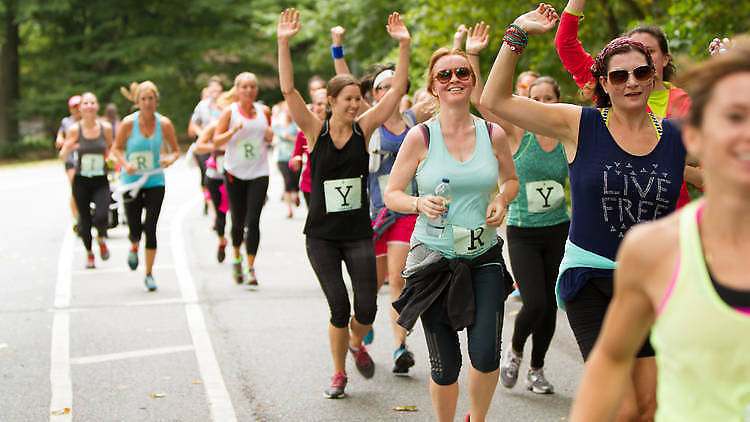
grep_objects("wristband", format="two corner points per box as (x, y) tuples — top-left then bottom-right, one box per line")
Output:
(466, 52), (479, 56)
(331, 45), (344, 59)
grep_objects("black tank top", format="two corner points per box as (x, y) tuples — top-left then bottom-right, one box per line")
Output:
(304, 120), (373, 240)
(75, 122), (108, 177)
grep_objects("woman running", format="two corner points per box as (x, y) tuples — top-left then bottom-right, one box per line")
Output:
(278, 8), (411, 398)
(385, 45), (518, 421)
(213, 72), (273, 288)
(481, 4), (689, 420)
(272, 102), (301, 218)
(59, 92), (113, 269)
(570, 39), (750, 422)
(112, 81), (180, 291)
(290, 88), (328, 208)
(56, 95), (83, 231)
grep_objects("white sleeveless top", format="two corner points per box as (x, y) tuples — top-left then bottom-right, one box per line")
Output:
(223, 102), (269, 180)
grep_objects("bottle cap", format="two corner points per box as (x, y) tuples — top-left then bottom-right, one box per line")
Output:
(442, 178), (450, 183)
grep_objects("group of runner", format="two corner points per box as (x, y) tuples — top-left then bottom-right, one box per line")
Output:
(52, 2), (749, 420)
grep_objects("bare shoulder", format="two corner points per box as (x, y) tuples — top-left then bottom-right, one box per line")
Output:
(100, 120), (112, 131)
(159, 115), (174, 127)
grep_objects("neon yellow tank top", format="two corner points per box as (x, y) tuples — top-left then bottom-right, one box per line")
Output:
(651, 201), (750, 422)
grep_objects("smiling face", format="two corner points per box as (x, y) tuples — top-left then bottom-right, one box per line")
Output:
(430, 55), (474, 104)
(629, 32), (668, 83)
(310, 89), (328, 121)
(235, 75), (258, 105)
(684, 72), (750, 189)
(137, 88), (158, 115)
(373, 76), (393, 103)
(329, 84), (362, 123)
(79, 93), (99, 119)
(599, 50), (654, 112)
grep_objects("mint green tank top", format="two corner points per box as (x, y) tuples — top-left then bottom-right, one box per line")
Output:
(121, 111), (164, 188)
(651, 201), (750, 421)
(413, 115), (499, 259)
(507, 132), (569, 227)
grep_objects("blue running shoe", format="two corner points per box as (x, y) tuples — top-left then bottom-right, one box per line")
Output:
(144, 274), (157, 292)
(128, 248), (138, 271)
(363, 328), (374, 346)
(392, 344), (415, 376)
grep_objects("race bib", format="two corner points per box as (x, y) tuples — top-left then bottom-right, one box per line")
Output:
(216, 155), (225, 174)
(129, 151), (155, 172)
(323, 177), (362, 213)
(236, 138), (262, 160)
(377, 174), (415, 198)
(526, 180), (564, 213)
(80, 153), (105, 177)
(453, 224), (495, 256)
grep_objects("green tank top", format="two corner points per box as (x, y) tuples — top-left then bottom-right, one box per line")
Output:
(413, 115), (499, 259)
(507, 132), (570, 227)
(651, 201), (750, 422)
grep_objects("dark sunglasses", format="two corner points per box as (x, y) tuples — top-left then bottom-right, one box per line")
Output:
(435, 67), (473, 83)
(606, 65), (654, 85)
(375, 84), (392, 92)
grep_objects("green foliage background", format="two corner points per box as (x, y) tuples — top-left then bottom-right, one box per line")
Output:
(1, 0), (748, 141)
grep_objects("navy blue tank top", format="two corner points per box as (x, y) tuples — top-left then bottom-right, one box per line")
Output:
(568, 107), (685, 260)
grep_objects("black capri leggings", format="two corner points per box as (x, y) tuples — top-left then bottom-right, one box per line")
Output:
(305, 236), (377, 328)
(421, 265), (506, 385)
(205, 177), (226, 237)
(195, 152), (209, 188)
(507, 221), (568, 369)
(72, 175), (110, 251)
(277, 161), (300, 193)
(124, 186), (165, 250)
(224, 173), (268, 256)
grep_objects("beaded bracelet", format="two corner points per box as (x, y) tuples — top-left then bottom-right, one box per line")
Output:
(331, 45), (344, 59)
(503, 24), (528, 55)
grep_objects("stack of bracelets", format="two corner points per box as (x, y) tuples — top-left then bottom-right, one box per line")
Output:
(503, 24), (528, 55)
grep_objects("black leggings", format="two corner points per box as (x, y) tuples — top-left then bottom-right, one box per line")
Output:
(277, 161), (300, 193)
(72, 175), (110, 251)
(224, 173), (268, 256)
(205, 177), (226, 237)
(420, 265), (506, 385)
(305, 237), (377, 328)
(124, 186), (165, 250)
(507, 222), (568, 369)
(195, 152), (209, 188)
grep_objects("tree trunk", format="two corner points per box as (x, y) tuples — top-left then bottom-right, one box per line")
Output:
(0, 0), (20, 146)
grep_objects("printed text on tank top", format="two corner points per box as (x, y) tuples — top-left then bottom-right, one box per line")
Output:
(130, 115), (159, 172)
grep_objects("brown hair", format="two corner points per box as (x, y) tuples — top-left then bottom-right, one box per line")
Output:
(325, 74), (361, 119)
(678, 36), (750, 128)
(528, 76), (561, 100)
(624, 25), (676, 82)
(425, 48), (475, 97)
(591, 38), (655, 108)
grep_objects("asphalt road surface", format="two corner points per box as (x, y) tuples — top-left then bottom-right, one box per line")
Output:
(0, 158), (584, 421)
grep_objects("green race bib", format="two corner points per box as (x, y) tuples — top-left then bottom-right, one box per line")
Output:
(323, 177), (362, 213)
(80, 153), (105, 177)
(453, 224), (495, 256)
(128, 151), (155, 172)
(526, 180), (564, 213)
(236, 138), (262, 160)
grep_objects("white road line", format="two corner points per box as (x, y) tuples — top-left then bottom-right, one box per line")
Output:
(71, 264), (175, 275)
(123, 297), (186, 307)
(49, 229), (74, 421)
(172, 197), (237, 422)
(71, 345), (195, 365)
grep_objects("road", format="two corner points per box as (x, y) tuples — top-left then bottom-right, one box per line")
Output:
(0, 158), (584, 421)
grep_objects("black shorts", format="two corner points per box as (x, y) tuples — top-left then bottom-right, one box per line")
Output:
(277, 161), (300, 192)
(564, 276), (655, 361)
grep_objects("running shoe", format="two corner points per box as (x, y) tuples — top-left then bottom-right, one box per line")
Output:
(500, 349), (522, 388)
(217, 242), (226, 263)
(246, 267), (258, 289)
(203, 201), (209, 215)
(324, 371), (347, 399)
(526, 368), (554, 394)
(363, 328), (374, 346)
(349, 343), (375, 379)
(465, 413), (471, 422)
(86, 253), (95, 269)
(392, 344), (415, 376)
(232, 259), (244, 284)
(127, 248), (138, 271)
(99, 241), (110, 261)
(144, 274), (157, 292)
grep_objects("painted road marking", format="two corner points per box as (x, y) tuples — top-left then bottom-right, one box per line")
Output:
(49, 229), (73, 421)
(71, 345), (194, 365)
(72, 264), (175, 275)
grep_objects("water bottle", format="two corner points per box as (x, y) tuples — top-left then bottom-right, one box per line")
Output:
(426, 178), (451, 238)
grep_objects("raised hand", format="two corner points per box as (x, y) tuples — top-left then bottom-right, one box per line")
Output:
(277, 8), (300, 42)
(466, 22), (491, 54)
(331, 26), (345, 46)
(513, 3), (559, 35)
(709, 37), (731, 56)
(453, 24), (468, 50)
(386, 12), (410, 44)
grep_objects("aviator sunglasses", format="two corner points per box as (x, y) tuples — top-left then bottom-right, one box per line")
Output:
(606, 65), (654, 85)
(435, 66), (473, 83)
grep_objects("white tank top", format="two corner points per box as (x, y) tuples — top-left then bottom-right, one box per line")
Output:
(224, 102), (269, 180)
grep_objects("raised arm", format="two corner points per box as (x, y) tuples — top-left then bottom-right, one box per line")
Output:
(453, 24), (468, 50)
(554, 0), (595, 90)
(481, 4), (581, 148)
(278, 8), (323, 150)
(357, 12), (411, 141)
(331, 26), (351, 75)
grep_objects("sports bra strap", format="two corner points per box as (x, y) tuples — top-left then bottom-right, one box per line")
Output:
(600, 107), (662, 140)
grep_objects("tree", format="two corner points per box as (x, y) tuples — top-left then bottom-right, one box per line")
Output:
(0, 0), (20, 146)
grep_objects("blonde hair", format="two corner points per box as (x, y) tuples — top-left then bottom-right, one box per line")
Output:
(120, 81), (160, 109)
(216, 88), (237, 109)
(233, 72), (257, 87)
(425, 48), (474, 97)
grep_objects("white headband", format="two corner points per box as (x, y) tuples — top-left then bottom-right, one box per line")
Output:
(373, 70), (396, 90)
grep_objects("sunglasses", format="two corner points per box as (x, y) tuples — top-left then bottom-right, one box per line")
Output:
(375, 84), (391, 93)
(435, 67), (473, 83)
(606, 65), (654, 85)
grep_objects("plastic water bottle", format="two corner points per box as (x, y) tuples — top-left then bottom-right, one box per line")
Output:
(426, 178), (451, 238)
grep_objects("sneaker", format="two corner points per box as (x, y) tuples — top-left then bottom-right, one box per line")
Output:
(349, 343), (375, 379)
(203, 201), (209, 215)
(127, 248), (138, 271)
(86, 253), (95, 269)
(324, 371), (347, 399)
(363, 328), (374, 346)
(99, 241), (110, 261)
(232, 259), (244, 284)
(465, 413), (471, 422)
(217, 242), (226, 263)
(144, 274), (157, 292)
(500, 349), (522, 388)
(246, 267), (258, 289)
(392, 344), (415, 376)
(526, 368), (554, 394)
